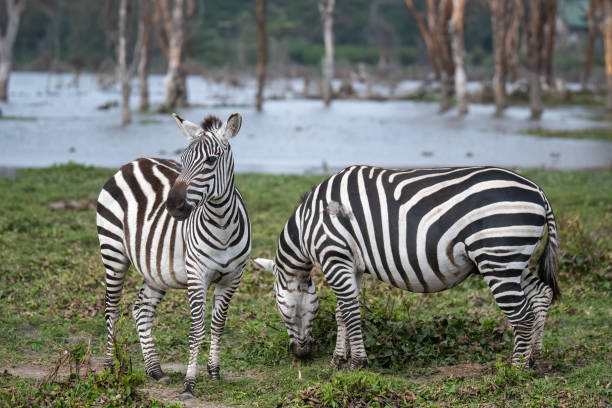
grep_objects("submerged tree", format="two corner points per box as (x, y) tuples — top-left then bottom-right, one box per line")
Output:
(118, 0), (131, 124)
(404, 0), (454, 113)
(138, 0), (152, 111)
(524, 0), (548, 120)
(488, 0), (522, 116)
(544, 0), (558, 87)
(583, 0), (602, 89)
(155, 0), (188, 109)
(0, 0), (26, 102)
(449, 0), (467, 116)
(318, 0), (334, 107)
(255, 0), (267, 111)
(603, 0), (612, 111)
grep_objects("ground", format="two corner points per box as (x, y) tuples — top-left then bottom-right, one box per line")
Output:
(0, 165), (611, 407)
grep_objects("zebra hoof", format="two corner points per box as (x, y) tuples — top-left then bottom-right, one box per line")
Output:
(330, 354), (347, 369)
(179, 390), (195, 400)
(150, 370), (170, 384)
(207, 363), (220, 380)
(349, 357), (368, 370)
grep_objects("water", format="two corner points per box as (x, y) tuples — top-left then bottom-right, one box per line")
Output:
(1, 71), (611, 173)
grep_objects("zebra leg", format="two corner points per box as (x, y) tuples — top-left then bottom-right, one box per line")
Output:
(326, 263), (367, 370)
(181, 279), (211, 399)
(102, 255), (129, 371)
(207, 273), (242, 380)
(520, 269), (553, 365)
(484, 272), (535, 366)
(132, 282), (168, 383)
(331, 303), (349, 368)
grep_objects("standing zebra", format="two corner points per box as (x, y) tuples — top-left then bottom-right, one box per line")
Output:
(97, 113), (251, 399)
(255, 165), (560, 368)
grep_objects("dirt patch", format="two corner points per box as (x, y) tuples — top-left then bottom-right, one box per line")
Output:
(0, 357), (105, 381)
(412, 362), (490, 383)
(142, 386), (231, 408)
(2, 359), (232, 407)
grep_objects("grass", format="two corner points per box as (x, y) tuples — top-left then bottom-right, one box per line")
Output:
(520, 127), (612, 142)
(0, 164), (611, 407)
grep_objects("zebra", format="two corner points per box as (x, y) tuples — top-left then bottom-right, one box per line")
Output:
(96, 112), (251, 399)
(254, 165), (560, 369)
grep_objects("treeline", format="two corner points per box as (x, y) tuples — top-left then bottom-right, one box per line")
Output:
(8, 0), (494, 71)
(1, 0), (609, 121)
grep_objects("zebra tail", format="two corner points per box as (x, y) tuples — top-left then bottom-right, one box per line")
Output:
(537, 190), (561, 303)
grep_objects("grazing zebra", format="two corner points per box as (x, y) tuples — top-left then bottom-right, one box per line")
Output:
(255, 165), (560, 369)
(96, 113), (251, 399)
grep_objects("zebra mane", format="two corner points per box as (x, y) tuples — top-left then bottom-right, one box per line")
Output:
(201, 115), (223, 133)
(295, 188), (314, 211)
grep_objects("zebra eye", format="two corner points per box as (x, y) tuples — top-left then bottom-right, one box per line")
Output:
(205, 156), (217, 165)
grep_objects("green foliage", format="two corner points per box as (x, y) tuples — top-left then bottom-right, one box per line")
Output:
(296, 370), (415, 408)
(520, 127), (612, 142)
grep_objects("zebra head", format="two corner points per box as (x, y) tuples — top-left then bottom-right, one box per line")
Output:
(254, 257), (319, 358)
(166, 113), (242, 220)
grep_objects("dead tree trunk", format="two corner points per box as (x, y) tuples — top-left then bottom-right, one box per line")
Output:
(449, 0), (467, 116)
(505, 0), (523, 82)
(544, 0), (558, 87)
(118, 0), (131, 125)
(255, 0), (267, 111)
(435, 0), (453, 113)
(318, 0), (335, 106)
(156, 0), (187, 110)
(583, 0), (601, 90)
(489, 0), (507, 116)
(404, 0), (440, 77)
(603, 0), (612, 111)
(0, 0), (26, 102)
(526, 0), (546, 120)
(405, 0), (454, 113)
(138, 0), (152, 111)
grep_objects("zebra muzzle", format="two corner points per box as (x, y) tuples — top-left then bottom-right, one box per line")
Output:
(167, 182), (192, 220)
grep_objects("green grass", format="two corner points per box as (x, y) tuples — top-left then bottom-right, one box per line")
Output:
(520, 127), (612, 142)
(0, 164), (611, 407)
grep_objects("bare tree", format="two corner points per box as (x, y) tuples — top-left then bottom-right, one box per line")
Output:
(583, 0), (602, 90)
(255, 0), (267, 111)
(544, 0), (558, 87)
(489, 0), (522, 116)
(0, 0), (26, 101)
(118, 0), (131, 125)
(368, 0), (398, 69)
(318, 0), (334, 107)
(525, 0), (546, 120)
(404, 0), (454, 113)
(505, 0), (523, 82)
(138, 0), (153, 111)
(603, 0), (612, 111)
(155, 0), (188, 109)
(449, 0), (467, 116)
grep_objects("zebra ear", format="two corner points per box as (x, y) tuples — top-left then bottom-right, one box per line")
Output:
(253, 258), (274, 273)
(221, 113), (242, 141)
(172, 113), (202, 140)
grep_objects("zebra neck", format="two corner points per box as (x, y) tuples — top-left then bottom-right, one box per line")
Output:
(275, 211), (313, 279)
(202, 191), (238, 229)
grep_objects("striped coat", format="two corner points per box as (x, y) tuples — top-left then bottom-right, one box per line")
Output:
(256, 165), (559, 368)
(97, 113), (250, 398)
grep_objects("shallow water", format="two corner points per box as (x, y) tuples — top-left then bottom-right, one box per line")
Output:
(0, 71), (610, 173)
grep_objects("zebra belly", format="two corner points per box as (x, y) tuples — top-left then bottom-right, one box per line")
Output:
(362, 240), (475, 293)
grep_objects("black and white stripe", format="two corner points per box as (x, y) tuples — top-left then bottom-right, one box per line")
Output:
(255, 165), (560, 368)
(97, 113), (251, 397)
